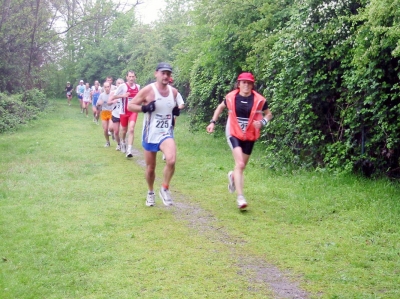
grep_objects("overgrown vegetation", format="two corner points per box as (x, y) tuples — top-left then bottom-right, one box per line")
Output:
(1, 0), (400, 176)
(260, 0), (400, 177)
(179, 0), (400, 177)
(0, 89), (48, 133)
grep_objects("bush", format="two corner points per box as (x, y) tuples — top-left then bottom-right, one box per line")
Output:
(0, 89), (48, 134)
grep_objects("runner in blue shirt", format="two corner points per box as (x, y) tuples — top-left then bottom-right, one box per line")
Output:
(91, 81), (102, 124)
(76, 80), (85, 113)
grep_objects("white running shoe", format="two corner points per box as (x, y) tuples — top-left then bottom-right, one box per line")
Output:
(120, 143), (126, 153)
(104, 142), (110, 147)
(159, 187), (173, 206)
(116, 144), (121, 151)
(237, 195), (248, 209)
(162, 154), (166, 161)
(228, 171), (235, 193)
(126, 146), (133, 158)
(146, 192), (155, 207)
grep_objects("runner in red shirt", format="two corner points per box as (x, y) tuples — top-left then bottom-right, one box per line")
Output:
(109, 71), (140, 158)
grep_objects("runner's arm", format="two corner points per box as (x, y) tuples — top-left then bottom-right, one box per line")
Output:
(128, 86), (151, 113)
(107, 91), (118, 105)
(253, 108), (273, 129)
(109, 85), (128, 103)
(264, 108), (273, 122)
(96, 94), (104, 106)
(206, 101), (226, 133)
(176, 92), (185, 110)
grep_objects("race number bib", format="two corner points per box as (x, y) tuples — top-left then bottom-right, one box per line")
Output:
(237, 117), (249, 132)
(154, 114), (172, 136)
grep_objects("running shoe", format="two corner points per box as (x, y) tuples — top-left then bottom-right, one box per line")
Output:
(120, 143), (126, 153)
(228, 171), (235, 193)
(126, 147), (133, 158)
(237, 195), (248, 209)
(146, 192), (155, 207)
(159, 187), (173, 206)
(116, 144), (121, 151)
(104, 142), (110, 147)
(162, 154), (166, 161)
(108, 130), (111, 136)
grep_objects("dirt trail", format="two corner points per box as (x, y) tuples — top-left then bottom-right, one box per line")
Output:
(131, 147), (309, 299)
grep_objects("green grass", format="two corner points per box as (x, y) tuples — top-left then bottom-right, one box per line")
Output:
(1, 99), (399, 298)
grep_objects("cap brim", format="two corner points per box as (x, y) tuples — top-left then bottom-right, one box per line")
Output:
(157, 68), (172, 72)
(238, 78), (255, 82)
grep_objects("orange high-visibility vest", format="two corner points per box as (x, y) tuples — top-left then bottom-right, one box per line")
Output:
(225, 89), (266, 141)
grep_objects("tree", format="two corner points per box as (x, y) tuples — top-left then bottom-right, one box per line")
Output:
(0, 0), (59, 92)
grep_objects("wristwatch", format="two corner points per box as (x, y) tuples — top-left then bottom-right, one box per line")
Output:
(209, 120), (216, 124)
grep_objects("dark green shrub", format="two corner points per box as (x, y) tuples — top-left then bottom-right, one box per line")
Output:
(0, 89), (48, 134)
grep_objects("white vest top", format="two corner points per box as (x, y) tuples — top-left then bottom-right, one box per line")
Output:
(142, 83), (176, 144)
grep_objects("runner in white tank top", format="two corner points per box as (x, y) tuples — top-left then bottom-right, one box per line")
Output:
(127, 62), (179, 207)
(142, 83), (176, 144)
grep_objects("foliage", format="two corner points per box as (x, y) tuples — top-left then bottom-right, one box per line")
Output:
(255, 0), (400, 176)
(125, 0), (194, 89)
(2, 0), (400, 176)
(0, 89), (48, 133)
(174, 0), (400, 177)
(0, 0), (59, 93)
(75, 8), (138, 84)
(176, 0), (266, 127)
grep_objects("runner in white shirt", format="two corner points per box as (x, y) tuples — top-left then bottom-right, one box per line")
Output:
(96, 82), (114, 147)
(82, 82), (92, 117)
(107, 78), (124, 151)
(128, 62), (179, 207)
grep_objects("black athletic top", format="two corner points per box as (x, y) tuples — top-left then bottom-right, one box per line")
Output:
(224, 94), (269, 118)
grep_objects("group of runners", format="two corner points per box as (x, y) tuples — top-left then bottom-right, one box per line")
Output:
(65, 64), (273, 210)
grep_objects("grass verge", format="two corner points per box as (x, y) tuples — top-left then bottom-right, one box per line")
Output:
(1, 99), (399, 298)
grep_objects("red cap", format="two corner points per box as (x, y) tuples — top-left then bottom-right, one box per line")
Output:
(169, 77), (174, 84)
(237, 72), (255, 82)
